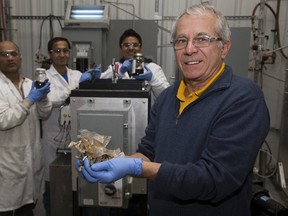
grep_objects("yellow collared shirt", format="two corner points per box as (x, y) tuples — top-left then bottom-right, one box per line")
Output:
(177, 63), (225, 114)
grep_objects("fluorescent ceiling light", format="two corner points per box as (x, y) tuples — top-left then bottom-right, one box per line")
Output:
(70, 14), (104, 19)
(71, 10), (104, 15)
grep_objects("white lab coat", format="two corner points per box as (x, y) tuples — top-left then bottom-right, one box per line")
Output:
(41, 65), (82, 181)
(0, 72), (52, 211)
(101, 62), (170, 101)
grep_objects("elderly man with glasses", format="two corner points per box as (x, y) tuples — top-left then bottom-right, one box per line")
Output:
(77, 4), (270, 216)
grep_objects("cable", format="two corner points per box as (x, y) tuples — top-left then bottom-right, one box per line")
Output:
(53, 121), (66, 147)
(263, 140), (273, 164)
(35, 14), (63, 65)
(54, 105), (72, 153)
(254, 147), (278, 179)
(102, 0), (171, 34)
(38, 14), (63, 51)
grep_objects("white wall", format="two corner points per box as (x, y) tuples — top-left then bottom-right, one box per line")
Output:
(3, 0), (288, 129)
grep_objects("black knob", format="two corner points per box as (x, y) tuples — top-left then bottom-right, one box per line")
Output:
(104, 184), (117, 196)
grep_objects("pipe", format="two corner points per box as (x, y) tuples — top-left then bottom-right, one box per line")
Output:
(0, 0), (7, 40)
(263, 45), (288, 55)
(252, 2), (288, 60)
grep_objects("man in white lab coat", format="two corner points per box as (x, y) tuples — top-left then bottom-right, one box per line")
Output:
(41, 37), (82, 216)
(0, 40), (52, 215)
(100, 29), (170, 102)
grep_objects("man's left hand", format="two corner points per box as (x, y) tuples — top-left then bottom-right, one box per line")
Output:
(134, 65), (153, 81)
(79, 65), (101, 83)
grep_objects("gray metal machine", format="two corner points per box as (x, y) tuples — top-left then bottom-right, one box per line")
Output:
(62, 16), (158, 73)
(69, 79), (151, 210)
(62, 4), (110, 72)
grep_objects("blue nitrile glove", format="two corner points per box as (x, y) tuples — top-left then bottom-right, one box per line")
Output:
(119, 59), (133, 74)
(27, 81), (50, 102)
(134, 65), (153, 81)
(80, 157), (143, 184)
(79, 66), (101, 83)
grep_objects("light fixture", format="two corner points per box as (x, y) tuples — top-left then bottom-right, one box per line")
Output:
(64, 4), (110, 28)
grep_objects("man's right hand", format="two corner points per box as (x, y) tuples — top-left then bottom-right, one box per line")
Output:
(119, 59), (133, 74)
(27, 81), (50, 102)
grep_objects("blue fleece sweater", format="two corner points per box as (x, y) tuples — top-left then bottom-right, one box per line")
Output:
(137, 65), (270, 216)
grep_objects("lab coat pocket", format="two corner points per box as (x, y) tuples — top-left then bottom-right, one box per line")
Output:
(0, 145), (28, 206)
(0, 145), (28, 179)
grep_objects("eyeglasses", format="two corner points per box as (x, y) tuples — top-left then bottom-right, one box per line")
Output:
(50, 48), (70, 55)
(172, 35), (222, 50)
(0, 50), (20, 58)
(121, 43), (141, 48)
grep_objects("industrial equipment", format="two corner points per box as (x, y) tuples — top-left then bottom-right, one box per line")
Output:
(62, 4), (110, 72)
(69, 79), (151, 212)
(50, 79), (150, 215)
(251, 184), (288, 216)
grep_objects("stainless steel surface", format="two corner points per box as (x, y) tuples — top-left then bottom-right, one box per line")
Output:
(76, 103), (132, 208)
(69, 82), (151, 208)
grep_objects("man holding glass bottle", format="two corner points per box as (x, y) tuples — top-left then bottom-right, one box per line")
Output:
(0, 40), (51, 216)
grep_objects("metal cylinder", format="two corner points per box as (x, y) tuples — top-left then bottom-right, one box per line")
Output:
(132, 53), (144, 76)
(35, 68), (47, 88)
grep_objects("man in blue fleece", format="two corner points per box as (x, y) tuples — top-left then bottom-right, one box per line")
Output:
(77, 4), (270, 216)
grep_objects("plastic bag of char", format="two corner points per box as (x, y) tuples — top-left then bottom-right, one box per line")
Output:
(68, 129), (124, 165)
